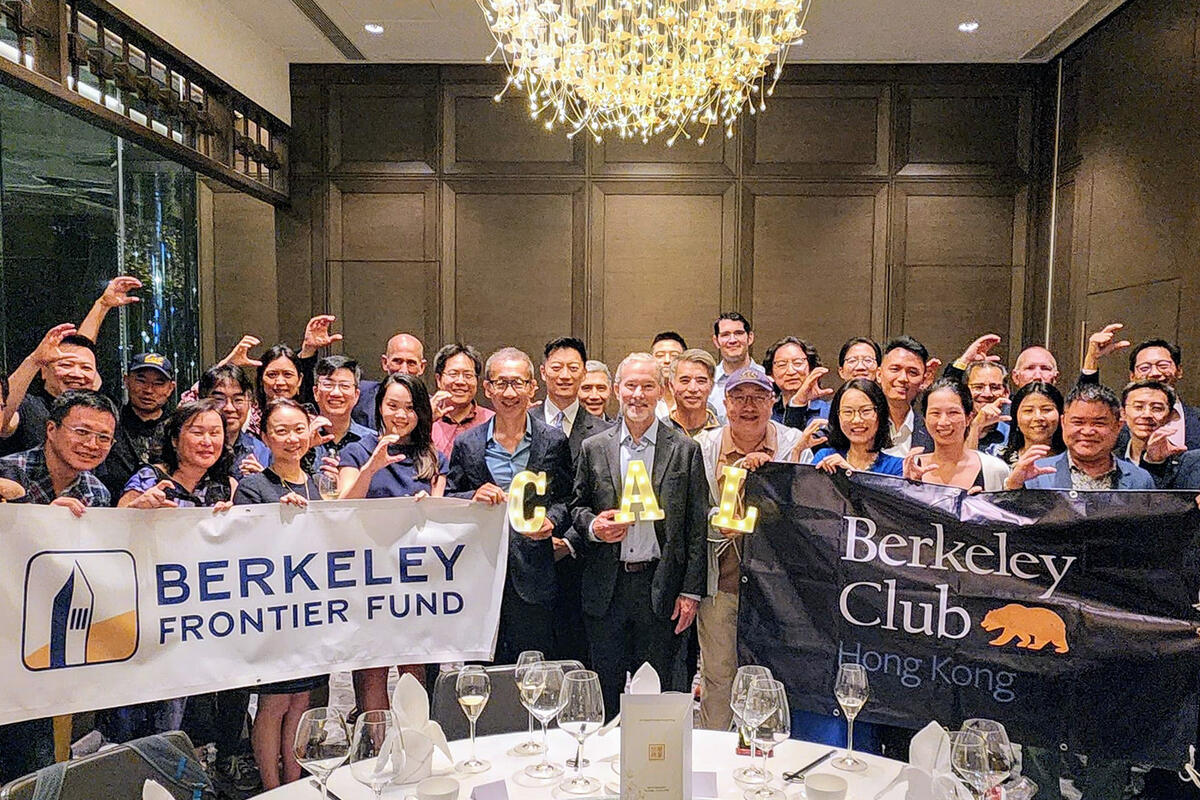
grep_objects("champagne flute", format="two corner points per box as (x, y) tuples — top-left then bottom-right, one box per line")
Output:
(523, 662), (566, 780)
(513, 650), (546, 756)
(731, 665), (773, 784)
(455, 665), (491, 773)
(832, 663), (869, 772)
(294, 707), (350, 800)
(961, 719), (1015, 791)
(349, 710), (401, 799)
(743, 679), (789, 800)
(557, 670), (605, 795)
(949, 730), (990, 799)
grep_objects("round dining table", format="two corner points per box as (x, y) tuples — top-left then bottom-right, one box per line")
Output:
(254, 728), (907, 799)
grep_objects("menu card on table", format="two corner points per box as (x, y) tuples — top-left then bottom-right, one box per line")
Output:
(620, 693), (693, 800)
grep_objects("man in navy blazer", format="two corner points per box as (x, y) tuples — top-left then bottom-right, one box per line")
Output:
(1007, 383), (1155, 489)
(447, 347), (572, 664)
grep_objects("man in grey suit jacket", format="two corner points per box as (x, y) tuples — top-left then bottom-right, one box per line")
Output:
(570, 352), (708, 718)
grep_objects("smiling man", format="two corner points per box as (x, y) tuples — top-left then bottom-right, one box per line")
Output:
(710, 313), (762, 423)
(430, 343), (493, 458)
(1, 328), (101, 456)
(95, 353), (176, 498)
(447, 347), (573, 663)
(353, 333), (427, 428)
(1015, 383), (1154, 489)
(878, 337), (935, 457)
(310, 356), (375, 469)
(571, 352), (708, 718)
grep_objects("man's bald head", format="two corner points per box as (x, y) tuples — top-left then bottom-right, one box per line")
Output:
(1012, 346), (1059, 388)
(382, 333), (427, 376)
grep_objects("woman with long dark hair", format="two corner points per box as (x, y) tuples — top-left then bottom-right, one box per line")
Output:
(1000, 381), (1065, 465)
(232, 399), (326, 790)
(337, 373), (447, 714)
(118, 398), (235, 509)
(812, 379), (902, 475)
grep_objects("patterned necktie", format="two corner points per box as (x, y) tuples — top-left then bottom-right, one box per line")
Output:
(553, 410), (565, 430)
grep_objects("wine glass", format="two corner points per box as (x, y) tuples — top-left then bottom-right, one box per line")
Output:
(294, 707), (350, 800)
(557, 670), (605, 795)
(513, 650), (546, 756)
(832, 663), (869, 772)
(523, 662), (566, 780)
(731, 665), (773, 784)
(315, 470), (338, 500)
(949, 730), (990, 798)
(961, 719), (1015, 792)
(349, 710), (401, 799)
(743, 679), (789, 800)
(455, 665), (491, 773)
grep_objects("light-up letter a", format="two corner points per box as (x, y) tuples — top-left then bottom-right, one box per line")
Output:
(613, 459), (665, 524)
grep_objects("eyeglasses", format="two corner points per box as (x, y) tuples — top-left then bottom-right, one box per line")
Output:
(1134, 360), (1176, 375)
(488, 378), (531, 391)
(210, 392), (249, 407)
(838, 407), (878, 422)
(773, 359), (809, 373)
(63, 425), (115, 446)
(727, 392), (770, 406)
(843, 356), (877, 368)
(317, 380), (357, 393)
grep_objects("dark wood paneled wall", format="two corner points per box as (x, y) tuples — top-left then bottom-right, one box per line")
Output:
(280, 63), (1048, 375)
(1046, 0), (1200, 398)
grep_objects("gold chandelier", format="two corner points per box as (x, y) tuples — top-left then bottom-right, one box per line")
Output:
(477, 0), (812, 145)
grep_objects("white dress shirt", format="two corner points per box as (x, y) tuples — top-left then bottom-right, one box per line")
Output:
(883, 408), (916, 457)
(543, 397), (580, 436)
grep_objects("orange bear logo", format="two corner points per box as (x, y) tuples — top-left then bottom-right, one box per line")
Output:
(980, 604), (1069, 654)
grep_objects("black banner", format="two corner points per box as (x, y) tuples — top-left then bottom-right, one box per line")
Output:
(737, 464), (1200, 765)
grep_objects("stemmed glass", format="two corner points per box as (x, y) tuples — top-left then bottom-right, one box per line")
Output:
(557, 670), (605, 795)
(523, 662), (566, 780)
(513, 650), (546, 756)
(743, 679), (789, 800)
(349, 710), (401, 799)
(455, 665), (491, 773)
(961, 719), (1015, 794)
(294, 707), (351, 800)
(731, 665), (774, 784)
(948, 730), (990, 799)
(832, 663), (869, 772)
(315, 470), (338, 500)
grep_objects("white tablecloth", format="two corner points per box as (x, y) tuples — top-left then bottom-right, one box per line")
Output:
(254, 729), (907, 799)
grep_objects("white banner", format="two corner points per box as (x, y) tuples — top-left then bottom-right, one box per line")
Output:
(0, 497), (508, 725)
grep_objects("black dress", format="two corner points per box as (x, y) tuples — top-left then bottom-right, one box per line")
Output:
(233, 469), (328, 695)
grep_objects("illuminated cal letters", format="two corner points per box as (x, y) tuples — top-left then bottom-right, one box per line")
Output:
(507, 470), (548, 533)
(711, 465), (758, 533)
(613, 459), (665, 524)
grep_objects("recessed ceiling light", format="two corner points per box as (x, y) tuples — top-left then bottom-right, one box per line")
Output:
(958, 20), (979, 33)
(364, 23), (385, 34)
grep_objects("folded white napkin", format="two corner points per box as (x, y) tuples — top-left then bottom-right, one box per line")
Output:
(874, 722), (973, 800)
(388, 672), (452, 783)
(628, 662), (661, 695)
(142, 779), (174, 800)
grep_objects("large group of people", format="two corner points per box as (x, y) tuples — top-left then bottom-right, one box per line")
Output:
(0, 276), (1194, 798)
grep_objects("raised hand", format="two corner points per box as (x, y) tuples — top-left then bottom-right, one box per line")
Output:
(1145, 427), (1187, 464)
(1003, 444), (1056, 489)
(30, 323), (79, 367)
(957, 334), (1002, 365)
(921, 357), (943, 390)
(365, 434), (407, 474)
(430, 390), (456, 419)
(308, 415), (335, 449)
(1083, 323), (1131, 372)
(902, 447), (938, 482)
(238, 453), (266, 475)
(790, 367), (833, 407)
(816, 452), (853, 474)
(796, 418), (828, 454)
(219, 335), (263, 368)
(300, 315), (343, 358)
(98, 276), (143, 308)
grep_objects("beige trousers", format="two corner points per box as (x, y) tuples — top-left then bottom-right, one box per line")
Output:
(697, 589), (739, 730)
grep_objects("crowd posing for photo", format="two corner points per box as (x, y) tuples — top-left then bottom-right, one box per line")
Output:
(0, 277), (1193, 799)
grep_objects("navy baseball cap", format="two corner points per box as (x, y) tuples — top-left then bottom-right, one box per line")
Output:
(128, 353), (174, 379)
